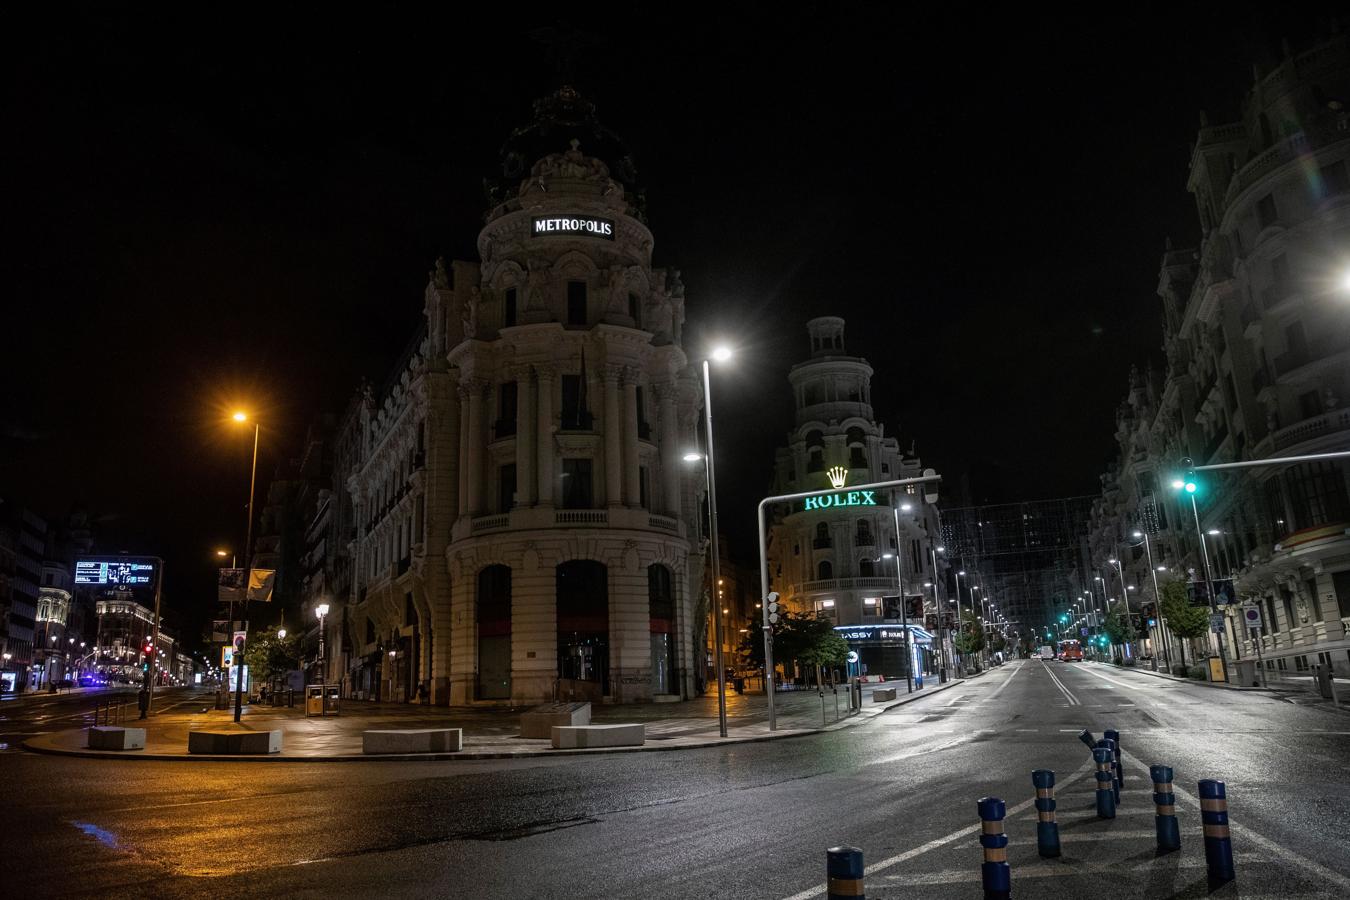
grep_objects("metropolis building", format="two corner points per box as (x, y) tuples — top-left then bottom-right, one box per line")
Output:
(766, 318), (945, 678)
(1085, 32), (1350, 676)
(329, 87), (707, 706)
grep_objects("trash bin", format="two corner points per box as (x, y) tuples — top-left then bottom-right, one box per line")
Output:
(1314, 664), (1333, 699)
(305, 685), (325, 717)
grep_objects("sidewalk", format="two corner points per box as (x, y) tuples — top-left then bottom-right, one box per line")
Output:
(23, 676), (964, 762)
(1086, 660), (1276, 692)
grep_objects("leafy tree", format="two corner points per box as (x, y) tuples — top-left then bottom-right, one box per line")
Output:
(241, 625), (300, 689)
(1103, 607), (1138, 647)
(954, 609), (985, 656)
(799, 631), (850, 670)
(1159, 579), (1209, 665)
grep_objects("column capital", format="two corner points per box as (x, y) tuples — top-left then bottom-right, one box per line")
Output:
(621, 365), (642, 386)
(602, 364), (624, 384)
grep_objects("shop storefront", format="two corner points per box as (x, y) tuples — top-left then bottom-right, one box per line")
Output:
(835, 624), (934, 681)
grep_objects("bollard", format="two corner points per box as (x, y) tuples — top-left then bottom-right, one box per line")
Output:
(977, 797), (1011, 900)
(1150, 764), (1180, 853)
(826, 845), (865, 900)
(1096, 739), (1120, 804)
(1199, 779), (1235, 884)
(1093, 746), (1116, 818)
(1104, 728), (1123, 786)
(1077, 728), (1096, 751)
(1032, 769), (1061, 858)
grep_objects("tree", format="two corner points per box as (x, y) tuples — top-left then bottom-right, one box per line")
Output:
(754, 612), (847, 685)
(241, 626), (300, 690)
(1103, 607), (1138, 648)
(798, 631), (850, 672)
(954, 609), (985, 656)
(1158, 579), (1209, 665)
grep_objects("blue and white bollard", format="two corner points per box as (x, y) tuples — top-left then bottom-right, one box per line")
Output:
(826, 845), (865, 900)
(1093, 746), (1116, 819)
(977, 797), (1010, 900)
(1097, 739), (1120, 805)
(1150, 764), (1180, 853)
(1077, 729), (1096, 751)
(1032, 769), (1061, 858)
(1104, 728), (1123, 786)
(1199, 779), (1235, 884)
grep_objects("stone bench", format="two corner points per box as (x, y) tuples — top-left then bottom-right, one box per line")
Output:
(872, 688), (897, 702)
(362, 728), (462, 754)
(88, 726), (146, 751)
(520, 701), (591, 739)
(187, 729), (283, 754)
(551, 723), (645, 749)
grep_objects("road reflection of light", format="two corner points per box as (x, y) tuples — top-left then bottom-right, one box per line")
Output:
(72, 821), (121, 849)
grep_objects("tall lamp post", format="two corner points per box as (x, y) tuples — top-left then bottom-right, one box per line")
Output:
(1108, 556), (1130, 659)
(698, 346), (733, 738)
(1131, 530), (1168, 672)
(232, 410), (260, 723)
(315, 603), (329, 685)
(954, 570), (967, 674)
(929, 545), (949, 680)
(1172, 461), (1228, 682)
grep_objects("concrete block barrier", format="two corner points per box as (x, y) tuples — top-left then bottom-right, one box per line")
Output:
(362, 728), (462, 754)
(188, 729), (283, 754)
(551, 723), (645, 749)
(87, 726), (146, 751)
(520, 701), (591, 739)
(872, 688), (897, 702)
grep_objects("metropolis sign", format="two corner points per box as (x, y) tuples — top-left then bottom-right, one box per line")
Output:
(802, 490), (878, 512)
(531, 215), (615, 239)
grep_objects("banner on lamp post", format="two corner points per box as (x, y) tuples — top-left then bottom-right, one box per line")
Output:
(246, 569), (276, 602)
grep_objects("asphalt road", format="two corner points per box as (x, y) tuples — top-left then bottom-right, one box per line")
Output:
(4, 662), (1349, 898)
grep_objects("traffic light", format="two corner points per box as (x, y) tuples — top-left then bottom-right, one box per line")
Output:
(1171, 457), (1199, 495)
(764, 592), (780, 625)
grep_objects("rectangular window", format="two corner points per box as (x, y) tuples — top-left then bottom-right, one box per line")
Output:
(1320, 160), (1350, 197)
(1298, 390), (1323, 420)
(560, 375), (592, 430)
(498, 464), (517, 513)
(561, 458), (593, 509)
(567, 281), (587, 326)
(1265, 594), (1279, 632)
(497, 381), (518, 437)
(639, 465), (651, 509)
(635, 386), (650, 440)
(1256, 193), (1277, 229)
(1283, 461), (1350, 531)
(628, 292), (641, 326)
(1333, 571), (1350, 620)
(504, 288), (518, 327)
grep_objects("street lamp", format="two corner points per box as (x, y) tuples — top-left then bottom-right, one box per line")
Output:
(881, 547), (913, 694)
(1172, 458), (1228, 681)
(230, 409), (261, 723)
(315, 603), (330, 685)
(698, 346), (733, 737)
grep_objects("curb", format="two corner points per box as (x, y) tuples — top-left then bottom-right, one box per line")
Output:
(1087, 661), (1277, 692)
(23, 678), (962, 763)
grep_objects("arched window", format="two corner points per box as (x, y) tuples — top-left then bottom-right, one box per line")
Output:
(557, 560), (610, 694)
(476, 565), (511, 699)
(847, 426), (867, 468)
(817, 560), (833, 581)
(648, 564), (677, 695)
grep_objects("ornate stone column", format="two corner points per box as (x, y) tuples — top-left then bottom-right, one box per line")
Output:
(656, 382), (680, 517)
(536, 371), (555, 506)
(623, 369), (641, 508)
(456, 383), (471, 517)
(604, 366), (623, 507)
(466, 380), (484, 515)
(515, 367), (534, 507)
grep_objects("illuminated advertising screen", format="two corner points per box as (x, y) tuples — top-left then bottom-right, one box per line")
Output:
(75, 558), (158, 589)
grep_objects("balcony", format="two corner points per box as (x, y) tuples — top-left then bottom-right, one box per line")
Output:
(555, 509), (608, 526)
(1271, 408), (1350, 453)
(559, 412), (594, 432)
(471, 514), (510, 534)
(795, 576), (897, 594)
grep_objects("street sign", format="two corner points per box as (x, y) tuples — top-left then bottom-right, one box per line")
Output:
(1241, 605), (1262, 629)
(1209, 613), (1225, 633)
(1080, 627), (1089, 637)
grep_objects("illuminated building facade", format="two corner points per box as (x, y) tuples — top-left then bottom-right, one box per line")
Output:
(766, 318), (945, 677)
(340, 86), (707, 705)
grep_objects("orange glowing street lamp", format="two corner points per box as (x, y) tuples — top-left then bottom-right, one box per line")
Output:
(228, 409), (261, 723)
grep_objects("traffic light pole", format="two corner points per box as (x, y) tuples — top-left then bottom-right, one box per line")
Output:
(892, 505), (912, 694)
(757, 473), (942, 732)
(141, 557), (164, 719)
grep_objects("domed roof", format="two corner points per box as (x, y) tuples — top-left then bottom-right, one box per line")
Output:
(485, 86), (644, 217)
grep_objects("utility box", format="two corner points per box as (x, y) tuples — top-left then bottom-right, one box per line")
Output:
(1236, 660), (1258, 687)
(1315, 664), (1333, 699)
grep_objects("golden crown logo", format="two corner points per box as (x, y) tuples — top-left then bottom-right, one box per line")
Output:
(827, 466), (848, 490)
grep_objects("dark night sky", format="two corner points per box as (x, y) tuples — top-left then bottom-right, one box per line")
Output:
(3, 7), (1342, 644)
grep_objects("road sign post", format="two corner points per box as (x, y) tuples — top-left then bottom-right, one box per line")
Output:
(1241, 606), (1266, 688)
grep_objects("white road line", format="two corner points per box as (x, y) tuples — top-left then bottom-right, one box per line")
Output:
(982, 663), (1021, 701)
(1040, 661), (1080, 705)
(778, 759), (1096, 900)
(1120, 749), (1350, 894)
(1069, 664), (1155, 692)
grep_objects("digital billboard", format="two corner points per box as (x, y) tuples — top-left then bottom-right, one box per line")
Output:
(75, 558), (158, 589)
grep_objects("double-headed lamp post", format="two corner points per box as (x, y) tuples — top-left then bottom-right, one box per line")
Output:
(315, 603), (329, 685)
(1131, 530), (1168, 672)
(692, 345), (733, 738)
